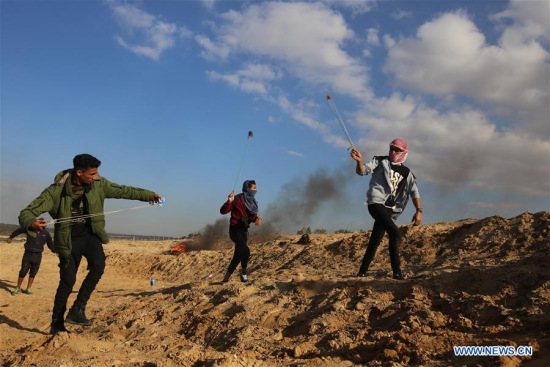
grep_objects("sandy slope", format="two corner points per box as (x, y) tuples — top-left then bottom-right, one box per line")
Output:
(0, 211), (548, 366)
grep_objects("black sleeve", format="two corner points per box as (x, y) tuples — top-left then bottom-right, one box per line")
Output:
(46, 232), (56, 253)
(9, 227), (24, 239)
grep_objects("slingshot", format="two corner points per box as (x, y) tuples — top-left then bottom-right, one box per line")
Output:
(326, 94), (355, 150)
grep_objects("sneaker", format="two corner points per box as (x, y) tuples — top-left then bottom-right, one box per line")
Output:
(66, 305), (93, 326)
(50, 319), (69, 335)
(22, 288), (33, 294)
(11, 287), (21, 296)
(240, 273), (248, 282)
(393, 272), (405, 280)
(357, 273), (367, 278)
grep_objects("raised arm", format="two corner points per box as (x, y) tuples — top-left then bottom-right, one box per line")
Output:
(102, 177), (160, 202)
(220, 190), (234, 214)
(351, 149), (381, 176)
(350, 148), (365, 175)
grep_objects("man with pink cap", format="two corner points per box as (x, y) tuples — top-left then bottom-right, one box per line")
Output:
(350, 139), (422, 280)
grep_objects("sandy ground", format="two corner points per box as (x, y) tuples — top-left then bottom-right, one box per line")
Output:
(0, 211), (549, 366)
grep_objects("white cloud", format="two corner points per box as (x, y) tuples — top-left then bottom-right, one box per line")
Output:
(207, 70), (268, 94)
(206, 63), (282, 95)
(491, 0), (550, 42)
(110, 3), (188, 60)
(384, 10), (550, 138)
(195, 34), (230, 60)
(238, 63), (283, 81)
(323, 0), (377, 15)
(206, 71), (239, 87)
(196, 2), (371, 99)
(354, 94), (550, 197)
(366, 28), (379, 45)
(286, 150), (304, 157)
(239, 80), (268, 95)
(200, 0), (216, 12)
(179, 27), (193, 39)
(111, 3), (155, 29)
(369, 92), (416, 120)
(383, 34), (396, 48)
(201, 20), (218, 33)
(391, 10), (412, 20)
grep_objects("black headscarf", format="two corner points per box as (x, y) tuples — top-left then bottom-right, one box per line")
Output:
(242, 180), (258, 214)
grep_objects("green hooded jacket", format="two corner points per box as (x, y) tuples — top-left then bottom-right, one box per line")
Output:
(19, 169), (155, 261)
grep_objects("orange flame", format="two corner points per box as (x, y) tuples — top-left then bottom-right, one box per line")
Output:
(164, 243), (186, 255)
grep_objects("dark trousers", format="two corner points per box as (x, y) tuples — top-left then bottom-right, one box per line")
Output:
(52, 233), (105, 320)
(19, 250), (42, 278)
(227, 227), (250, 274)
(359, 204), (402, 273)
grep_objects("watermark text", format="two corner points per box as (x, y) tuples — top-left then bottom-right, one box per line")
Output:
(454, 346), (533, 357)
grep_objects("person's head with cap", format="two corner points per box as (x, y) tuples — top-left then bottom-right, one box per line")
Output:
(389, 139), (408, 164)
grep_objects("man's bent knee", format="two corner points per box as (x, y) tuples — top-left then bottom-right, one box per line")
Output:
(88, 263), (105, 283)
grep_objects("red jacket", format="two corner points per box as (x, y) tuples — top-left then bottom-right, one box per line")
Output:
(220, 194), (258, 230)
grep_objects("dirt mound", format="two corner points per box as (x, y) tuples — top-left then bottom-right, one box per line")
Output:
(1, 211), (548, 366)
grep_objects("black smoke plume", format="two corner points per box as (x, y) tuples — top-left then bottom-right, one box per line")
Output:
(196, 218), (230, 250)
(259, 168), (349, 234)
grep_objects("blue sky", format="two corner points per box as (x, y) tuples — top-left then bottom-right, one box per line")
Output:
(1, 0), (549, 237)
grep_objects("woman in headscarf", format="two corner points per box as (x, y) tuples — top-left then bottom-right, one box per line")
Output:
(350, 139), (422, 280)
(220, 180), (262, 282)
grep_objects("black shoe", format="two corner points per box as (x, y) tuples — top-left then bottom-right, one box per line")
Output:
(50, 319), (68, 335)
(393, 271), (405, 280)
(240, 273), (248, 282)
(222, 272), (231, 283)
(66, 305), (93, 326)
(357, 272), (367, 278)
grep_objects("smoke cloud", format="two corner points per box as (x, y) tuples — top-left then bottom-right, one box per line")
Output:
(260, 168), (349, 234)
(196, 218), (229, 250)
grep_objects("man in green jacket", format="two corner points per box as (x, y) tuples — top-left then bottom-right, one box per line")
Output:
(19, 154), (163, 335)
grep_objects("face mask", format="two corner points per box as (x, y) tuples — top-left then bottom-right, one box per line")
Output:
(389, 150), (407, 164)
(389, 139), (408, 164)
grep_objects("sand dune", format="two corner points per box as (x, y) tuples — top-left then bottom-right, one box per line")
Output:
(1, 211), (548, 366)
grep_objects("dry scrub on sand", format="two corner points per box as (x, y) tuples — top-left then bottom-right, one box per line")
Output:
(1, 211), (549, 366)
